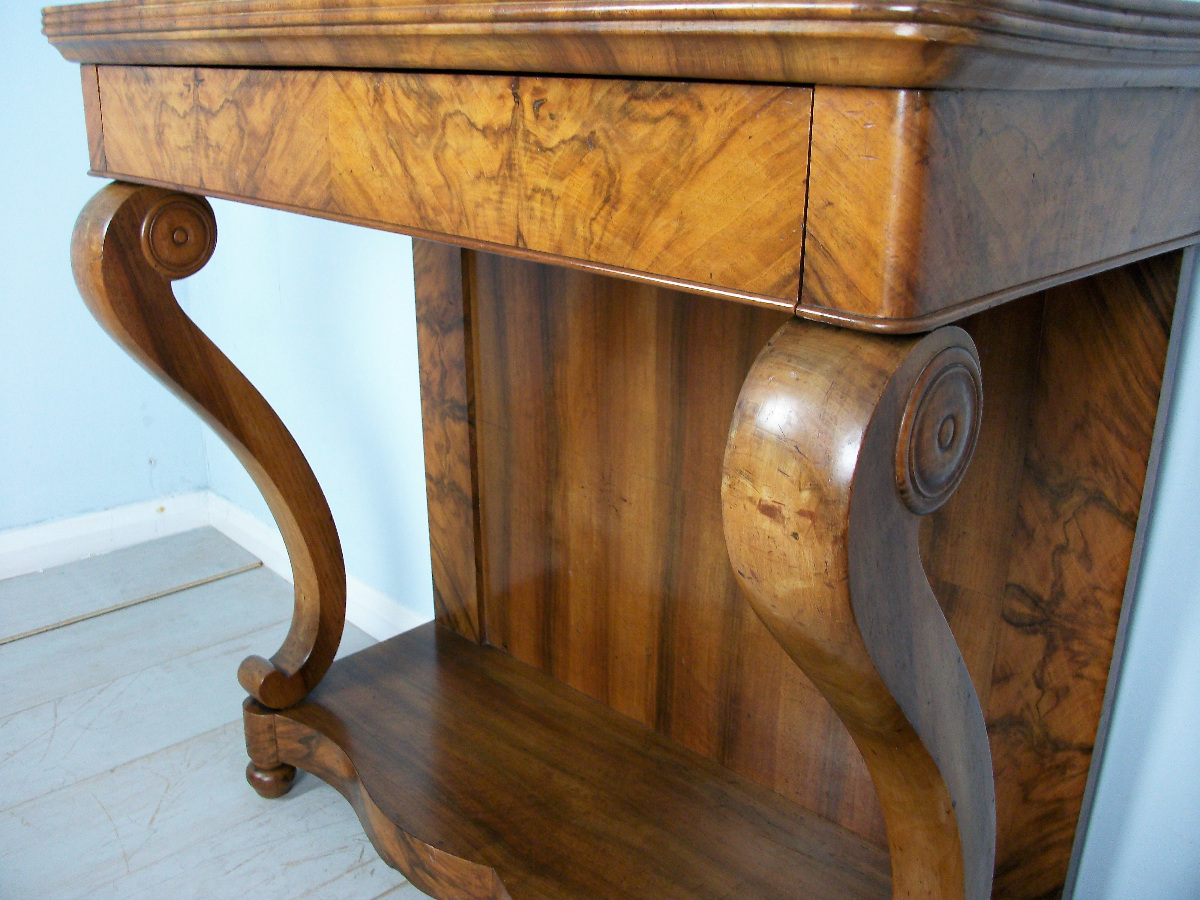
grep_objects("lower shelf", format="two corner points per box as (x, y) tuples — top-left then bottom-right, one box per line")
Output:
(270, 623), (890, 900)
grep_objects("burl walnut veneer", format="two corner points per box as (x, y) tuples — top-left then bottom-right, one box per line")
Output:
(47, 2), (1200, 898)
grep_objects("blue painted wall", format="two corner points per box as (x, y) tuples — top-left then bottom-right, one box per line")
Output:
(1073, 256), (1200, 898)
(0, 3), (208, 531)
(176, 204), (434, 620)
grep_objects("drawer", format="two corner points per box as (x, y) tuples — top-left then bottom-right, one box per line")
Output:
(88, 66), (812, 308)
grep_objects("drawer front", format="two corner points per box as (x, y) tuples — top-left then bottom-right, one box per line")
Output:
(89, 66), (812, 307)
(800, 85), (1200, 329)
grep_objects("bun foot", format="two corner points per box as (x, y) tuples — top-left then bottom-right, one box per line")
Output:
(246, 761), (297, 798)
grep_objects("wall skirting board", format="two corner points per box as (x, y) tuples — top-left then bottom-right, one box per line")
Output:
(0, 491), (430, 641)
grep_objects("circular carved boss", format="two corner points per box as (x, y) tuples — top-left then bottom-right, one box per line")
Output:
(895, 345), (983, 515)
(140, 193), (217, 280)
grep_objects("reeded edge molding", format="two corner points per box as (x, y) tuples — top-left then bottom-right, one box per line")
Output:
(42, 0), (1200, 44)
(42, 0), (1200, 89)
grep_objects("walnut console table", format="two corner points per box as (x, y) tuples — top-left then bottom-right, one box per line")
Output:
(45, 2), (1200, 898)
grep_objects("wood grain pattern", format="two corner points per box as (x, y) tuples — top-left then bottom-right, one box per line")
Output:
(43, 0), (1200, 90)
(70, 182), (346, 709)
(243, 698), (297, 799)
(466, 253), (895, 837)
(414, 240), (483, 643)
(272, 622), (892, 900)
(920, 296), (1046, 716)
(92, 65), (810, 306)
(452, 247), (1181, 893)
(458, 251), (1102, 862)
(50, 6), (1198, 890)
(79, 63), (105, 172)
(986, 251), (1183, 900)
(722, 319), (994, 899)
(1063, 246), (1199, 896)
(801, 86), (1200, 330)
(472, 251), (778, 727)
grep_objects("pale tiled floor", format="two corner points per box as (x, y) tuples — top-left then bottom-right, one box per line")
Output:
(0, 528), (428, 900)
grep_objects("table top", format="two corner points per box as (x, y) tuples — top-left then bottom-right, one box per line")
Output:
(43, 0), (1200, 90)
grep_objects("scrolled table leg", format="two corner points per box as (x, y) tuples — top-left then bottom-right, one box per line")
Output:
(71, 181), (346, 710)
(722, 318), (995, 900)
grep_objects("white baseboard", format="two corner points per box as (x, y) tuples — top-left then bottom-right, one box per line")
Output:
(0, 491), (430, 641)
(203, 494), (428, 641)
(340, 576), (429, 643)
(0, 492), (212, 580)
(202, 493), (291, 581)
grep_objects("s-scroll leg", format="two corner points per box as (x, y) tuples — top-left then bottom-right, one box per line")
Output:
(71, 182), (346, 711)
(722, 319), (995, 900)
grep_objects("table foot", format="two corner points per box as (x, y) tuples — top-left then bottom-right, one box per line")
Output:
(244, 697), (298, 798)
(246, 761), (297, 799)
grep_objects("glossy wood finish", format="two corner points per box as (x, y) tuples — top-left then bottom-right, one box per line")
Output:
(801, 86), (1200, 331)
(88, 64), (810, 307)
(243, 697), (297, 799)
(986, 250), (1184, 900)
(919, 297), (1046, 719)
(67, 183), (1190, 897)
(70, 182), (346, 709)
(415, 241), (483, 642)
(469, 254), (877, 824)
(53, 1), (1200, 894)
(79, 64), (105, 172)
(415, 248), (1188, 899)
(1061, 247), (1199, 897)
(43, 0), (1200, 90)
(80, 59), (1200, 329)
(269, 622), (891, 900)
(722, 320), (993, 900)
(430, 250), (1036, 850)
